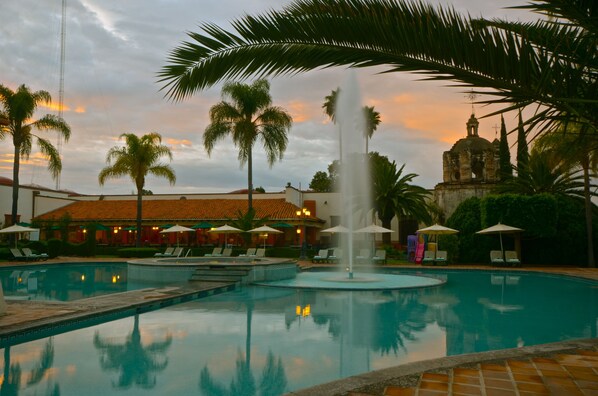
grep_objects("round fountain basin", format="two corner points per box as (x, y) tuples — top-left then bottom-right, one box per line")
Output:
(254, 271), (445, 291)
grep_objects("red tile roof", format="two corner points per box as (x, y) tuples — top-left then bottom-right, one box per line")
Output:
(35, 198), (322, 225)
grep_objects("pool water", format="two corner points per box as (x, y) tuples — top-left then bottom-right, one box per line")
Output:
(0, 263), (141, 301)
(1, 269), (597, 395)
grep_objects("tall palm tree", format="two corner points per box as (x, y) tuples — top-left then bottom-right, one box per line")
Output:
(534, 125), (598, 267)
(203, 79), (292, 211)
(363, 105), (381, 154)
(371, 153), (432, 245)
(0, 84), (70, 226)
(322, 88), (342, 161)
(159, 0), (597, 135)
(98, 133), (176, 247)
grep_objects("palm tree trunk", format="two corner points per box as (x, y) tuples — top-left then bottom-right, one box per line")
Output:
(382, 218), (392, 245)
(11, 144), (20, 226)
(247, 149), (253, 212)
(583, 164), (595, 267)
(136, 188), (143, 247)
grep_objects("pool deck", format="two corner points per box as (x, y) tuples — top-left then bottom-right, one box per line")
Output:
(2, 257), (598, 395)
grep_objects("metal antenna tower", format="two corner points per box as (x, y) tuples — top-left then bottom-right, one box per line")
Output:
(56, 0), (67, 190)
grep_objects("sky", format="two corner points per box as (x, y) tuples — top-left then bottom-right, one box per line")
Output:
(0, 0), (533, 196)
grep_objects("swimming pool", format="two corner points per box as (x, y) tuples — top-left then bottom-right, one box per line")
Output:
(1, 268), (596, 395)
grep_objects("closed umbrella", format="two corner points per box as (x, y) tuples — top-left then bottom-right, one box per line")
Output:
(476, 223), (524, 260)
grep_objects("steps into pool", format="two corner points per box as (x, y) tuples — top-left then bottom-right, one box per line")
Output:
(190, 266), (251, 283)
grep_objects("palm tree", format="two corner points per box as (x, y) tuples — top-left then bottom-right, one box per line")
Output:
(322, 88), (342, 161)
(203, 79), (292, 211)
(98, 133), (176, 247)
(370, 153), (432, 245)
(363, 105), (381, 154)
(0, 84), (70, 226)
(534, 125), (598, 267)
(159, 0), (597, 136)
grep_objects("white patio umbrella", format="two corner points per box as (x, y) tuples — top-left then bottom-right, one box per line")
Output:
(247, 225), (283, 250)
(208, 224), (243, 247)
(476, 223), (524, 259)
(160, 224), (194, 247)
(0, 224), (40, 248)
(416, 224), (459, 255)
(354, 224), (394, 234)
(321, 225), (350, 233)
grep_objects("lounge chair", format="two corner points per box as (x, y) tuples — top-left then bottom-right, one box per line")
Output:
(155, 247), (175, 257)
(204, 247), (222, 257)
(505, 251), (521, 267)
(10, 248), (30, 261)
(254, 248), (265, 258)
(435, 250), (448, 265)
(312, 249), (329, 263)
(239, 248), (257, 257)
(221, 248), (233, 257)
(22, 247), (49, 261)
(328, 248), (343, 263)
(421, 250), (436, 265)
(171, 247), (184, 257)
(372, 249), (387, 265)
(356, 249), (371, 264)
(490, 250), (505, 266)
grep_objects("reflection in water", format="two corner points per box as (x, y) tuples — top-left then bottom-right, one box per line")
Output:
(93, 315), (172, 389)
(0, 270), (595, 395)
(1, 339), (58, 396)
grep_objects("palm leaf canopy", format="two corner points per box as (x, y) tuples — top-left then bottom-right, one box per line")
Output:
(159, 0), (598, 134)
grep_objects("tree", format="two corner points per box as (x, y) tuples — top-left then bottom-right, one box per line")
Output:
(0, 84), (70, 226)
(516, 111), (529, 174)
(309, 170), (332, 192)
(98, 133), (176, 247)
(203, 79), (292, 211)
(534, 125), (598, 267)
(363, 105), (381, 154)
(322, 88), (342, 162)
(159, 0), (597, 138)
(370, 153), (432, 245)
(499, 115), (513, 180)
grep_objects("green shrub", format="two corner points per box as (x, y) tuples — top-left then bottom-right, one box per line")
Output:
(0, 247), (11, 260)
(47, 239), (63, 258)
(118, 248), (160, 258)
(446, 197), (493, 263)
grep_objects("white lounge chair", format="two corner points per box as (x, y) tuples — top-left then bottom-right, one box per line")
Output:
(505, 251), (521, 267)
(155, 247), (175, 257)
(204, 247), (222, 257)
(221, 248), (233, 257)
(356, 249), (371, 264)
(490, 250), (505, 265)
(435, 250), (448, 265)
(171, 247), (184, 257)
(328, 249), (342, 263)
(372, 249), (387, 265)
(312, 249), (329, 263)
(10, 248), (30, 261)
(22, 247), (49, 261)
(239, 248), (257, 257)
(421, 250), (436, 265)
(254, 248), (265, 258)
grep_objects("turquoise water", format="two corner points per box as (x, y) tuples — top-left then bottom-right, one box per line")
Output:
(1, 269), (596, 395)
(0, 263), (135, 301)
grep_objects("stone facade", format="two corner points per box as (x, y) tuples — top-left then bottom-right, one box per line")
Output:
(435, 114), (500, 219)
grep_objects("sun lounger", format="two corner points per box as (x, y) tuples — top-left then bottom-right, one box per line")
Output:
(421, 250), (436, 265)
(254, 248), (265, 258)
(312, 249), (329, 263)
(435, 250), (448, 265)
(171, 247), (184, 257)
(204, 247), (222, 257)
(490, 250), (505, 266)
(328, 248), (343, 263)
(155, 247), (175, 257)
(21, 247), (49, 261)
(239, 248), (257, 257)
(372, 249), (387, 265)
(221, 248), (233, 257)
(505, 251), (521, 267)
(356, 249), (371, 264)
(10, 248), (30, 261)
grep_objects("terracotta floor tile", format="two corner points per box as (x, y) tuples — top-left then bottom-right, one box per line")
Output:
(562, 358), (595, 367)
(510, 367), (540, 375)
(452, 383), (482, 395)
(417, 390), (446, 396)
(569, 369), (598, 381)
(454, 368), (480, 377)
(481, 363), (508, 372)
(534, 362), (565, 371)
(348, 393), (374, 396)
(580, 390), (598, 396)
(546, 387), (585, 396)
(576, 380), (598, 390)
(508, 360), (535, 369)
(453, 374), (481, 386)
(544, 376), (579, 389)
(533, 357), (559, 364)
(482, 370), (511, 380)
(383, 386), (416, 396)
(485, 388), (516, 396)
(420, 380), (449, 392)
(540, 369), (572, 378)
(511, 372), (544, 383)
(579, 350), (598, 357)
(484, 378), (515, 390)
(516, 381), (551, 394)
(421, 372), (449, 382)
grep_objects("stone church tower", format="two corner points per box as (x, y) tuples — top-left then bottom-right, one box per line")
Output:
(434, 114), (500, 218)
